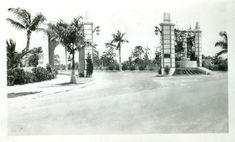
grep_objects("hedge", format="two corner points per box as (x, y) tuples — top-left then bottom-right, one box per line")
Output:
(7, 64), (57, 86)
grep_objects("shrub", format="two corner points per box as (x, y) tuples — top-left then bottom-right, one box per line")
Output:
(209, 65), (219, 71)
(7, 69), (15, 86)
(24, 71), (37, 83)
(115, 64), (120, 70)
(130, 65), (136, 71)
(139, 65), (146, 71)
(158, 68), (162, 74)
(28, 54), (39, 67)
(86, 54), (93, 77)
(149, 66), (154, 71)
(13, 68), (26, 85)
(46, 64), (53, 73)
(164, 66), (170, 75)
(79, 72), (85, 77)
(122, 63), (128, 71)
(7, 66), (57, 86)
(218, 63), (228, 71)
(108, 65), (114, 70)
(32, 67), (50, 81)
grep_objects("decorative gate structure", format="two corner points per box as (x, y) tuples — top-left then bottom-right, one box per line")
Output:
(158, 13), (202, 75)
(38, 21), (98, 76)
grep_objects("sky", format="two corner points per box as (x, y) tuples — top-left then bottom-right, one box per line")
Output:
(2, 0), (228, 63)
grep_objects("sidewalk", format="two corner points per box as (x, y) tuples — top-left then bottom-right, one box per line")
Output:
(7, 74), (94, 97)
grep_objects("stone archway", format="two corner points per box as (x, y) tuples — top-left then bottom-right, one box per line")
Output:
(41, 22), (96, 76)
(46, 32), (85, 74)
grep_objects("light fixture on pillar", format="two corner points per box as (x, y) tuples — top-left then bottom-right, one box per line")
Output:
(93, 26), (100, 35)
(154, 26), (162, 35)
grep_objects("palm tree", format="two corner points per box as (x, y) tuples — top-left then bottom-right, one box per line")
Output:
(6, 39), (20, 69)
(48, 18), (86, 83)
(7, 7), (46, 52)
(111, 30), (129, 71)
(215, 31), (227, 57)
(71, 17), (87, 77)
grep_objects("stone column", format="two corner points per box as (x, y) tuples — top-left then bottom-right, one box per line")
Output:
(160, 13), (175, 75)
(194, 22), (202, 67)
(42, 32), (49, 67)
(48, 34), (59, 67)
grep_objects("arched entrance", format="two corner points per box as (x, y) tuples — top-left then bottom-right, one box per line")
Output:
(43, 22), (96, 76)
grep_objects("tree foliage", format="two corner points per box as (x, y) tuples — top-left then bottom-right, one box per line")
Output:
(7, 7), (46, 51)
(111, 30), (129, 71)
(215, 31), (227, 57)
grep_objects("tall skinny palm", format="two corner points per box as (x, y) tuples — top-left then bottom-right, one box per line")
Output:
(215, 31), (227, 57)
(7, 7), (46, 52)
(111, 30), (128, 71)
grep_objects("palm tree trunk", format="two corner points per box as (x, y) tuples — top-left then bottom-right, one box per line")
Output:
(70, 48), (77, 84)
(26, 31), (31, 50)
(119, 47), (122, 71)
(65, 48), (68, 71)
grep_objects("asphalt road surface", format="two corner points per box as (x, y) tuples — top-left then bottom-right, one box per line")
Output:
(8, 71), (228, 135)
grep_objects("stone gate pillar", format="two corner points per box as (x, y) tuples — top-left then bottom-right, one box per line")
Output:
(194, 22), (202, 67)
(160, 13), (175, 75)
(38, 32), (50, 67)
(48, 34), (59, 67)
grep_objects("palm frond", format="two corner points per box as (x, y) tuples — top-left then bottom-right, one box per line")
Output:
(29, 13), (46, 31)
(71, 16), (83, 28)
(8, 7), (31, 26)
(215, 40), (227, 49)
(219, 31), (227, 41)
(120, 32), (126, 39)
(216, 49), (227, 57)
(6, 18), (26, 30)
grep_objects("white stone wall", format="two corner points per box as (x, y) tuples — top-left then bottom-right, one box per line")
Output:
(176, 61), (197, 68)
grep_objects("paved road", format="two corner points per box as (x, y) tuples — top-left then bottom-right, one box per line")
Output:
(8, 71), (228, 135)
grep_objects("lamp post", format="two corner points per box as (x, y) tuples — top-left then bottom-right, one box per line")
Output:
(154, 26), (162, 35)
(154, 26), (162, 72)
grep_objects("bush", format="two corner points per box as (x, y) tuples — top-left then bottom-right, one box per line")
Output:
(158, 68), (162, 74)
(108, 65), (114, 70)
(79, 72), (85, 77)
(24, 71), (37, 83)
(130, 65), (136, 71)
(7, 69), (15, 86)
(164, 66), (170, 75)
(46, 64), (58, 75)
(32, 67), (49, 81)
(86, 54), (93, 77)
(218, 63), (228, 71)
(115, 64), (120, 70)
(122, 64), (128, 71)
(28, 54), (39, 67)
(209, 65), (219, 71)
(32, 66), (57, 81)
(13, 68), (26, 85)
(139, 65), (146, 71)
(149, 66), (154, 71)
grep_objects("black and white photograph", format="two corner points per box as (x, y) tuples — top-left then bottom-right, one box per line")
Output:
(0, 0), (235, 141)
